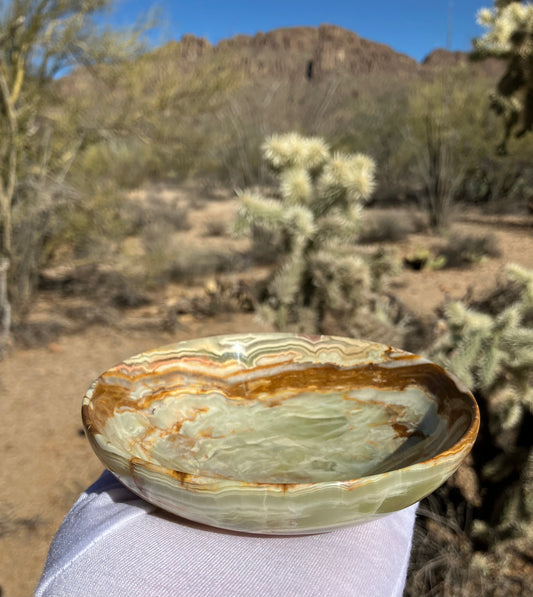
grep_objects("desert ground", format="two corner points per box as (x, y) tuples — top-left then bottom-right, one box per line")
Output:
(1, 183), (532, 596)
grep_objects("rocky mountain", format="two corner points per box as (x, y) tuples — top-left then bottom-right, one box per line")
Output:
(61, 23), (503, 111)
(149, 24), (502, 83)
(57, 24), (506, 189)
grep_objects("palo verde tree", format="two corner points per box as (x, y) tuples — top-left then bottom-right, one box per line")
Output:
(473, 0), (533, 154)
(0, 0), (147, 352)
(402, 67), (495, 231)
(236, 133), (399, 335)
(74, 38), (240, 188)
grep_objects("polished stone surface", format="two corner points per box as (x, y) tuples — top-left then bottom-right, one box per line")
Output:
(82, 334), (479, 534)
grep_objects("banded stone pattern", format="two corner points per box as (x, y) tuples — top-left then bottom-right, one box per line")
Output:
(82, 333), (479, 534)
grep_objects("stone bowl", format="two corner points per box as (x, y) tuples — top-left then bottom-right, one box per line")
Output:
(82, 333), (479, 534)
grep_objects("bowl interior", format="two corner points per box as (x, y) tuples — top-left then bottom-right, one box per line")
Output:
(83, 334), (477, 484)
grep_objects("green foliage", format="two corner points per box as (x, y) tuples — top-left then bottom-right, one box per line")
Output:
(334, 81), (414, 200)
(69, 42), (240, 186)
(79, 141), (160, 190)
(473, 1), (533, 154)
(428, 264), (533, 548)
(459, 157), (532, 210)
(0, 0), (149, 344)
(236, 132), (401, 334)
(403, 68), (496, 230)
(45, 184), (133, 261)
(341, 64), (533, 222)
(0, 3), (240, 347)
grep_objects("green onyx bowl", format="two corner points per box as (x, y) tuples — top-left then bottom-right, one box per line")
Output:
(82, 333), (479, 534)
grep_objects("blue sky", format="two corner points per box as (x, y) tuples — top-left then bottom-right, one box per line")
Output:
(106, 0), (491, 63)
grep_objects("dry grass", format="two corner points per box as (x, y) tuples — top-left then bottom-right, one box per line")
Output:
(405, 490), (486, 597)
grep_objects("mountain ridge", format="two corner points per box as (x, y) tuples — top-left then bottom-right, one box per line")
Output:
(151, 24), (503, 80)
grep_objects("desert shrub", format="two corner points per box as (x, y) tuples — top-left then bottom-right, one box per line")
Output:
(80, 140), (163, 190)
(139, 216), (239, 288)
(404, 233), (500, 271)
(206, 99), (272, 188)
(437, 232), (501, 268)
(460, 158), (533, 212)
(202, 69), (360, 188)
(168, 251), (239, 284)
(342, 60), (533, 223)
(115, 195), (191, 240)
(43, 183), (135, 262)
(9, 190), (71, 317)
(145, 197), (191, 231)
(357, 211), (414, 244)
(0, 0), (156, 350)
(402, 68), (500, 230)
(340, 67), (527, 228)
(38, 263), (149, 308)
(335, 80), (414, 200)
(141, 220), (178, 274)
(10, 179), (155, 317)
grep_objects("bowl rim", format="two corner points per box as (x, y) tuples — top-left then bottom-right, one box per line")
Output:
(82, 332), (480, 491)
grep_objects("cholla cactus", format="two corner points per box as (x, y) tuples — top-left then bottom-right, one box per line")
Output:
(475, 1), (533, 56)
(430, 263), (533, 414)
(235, 133), (383, 332)
(429, 264), (533, 546)
(473, 1), (533, 153)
